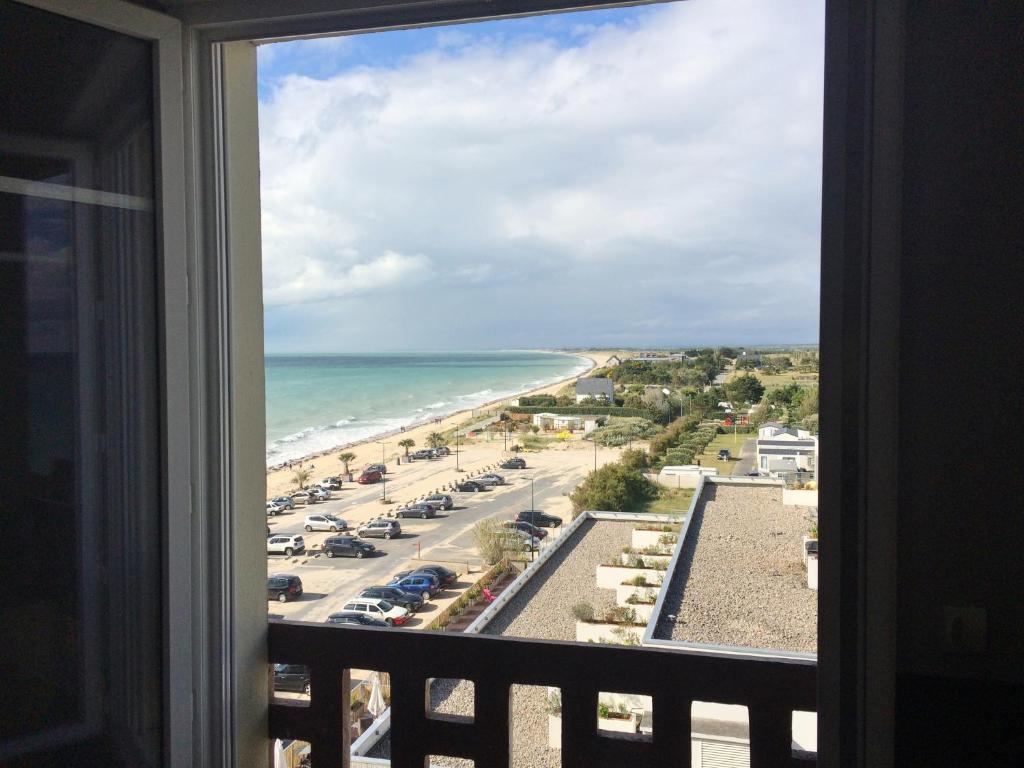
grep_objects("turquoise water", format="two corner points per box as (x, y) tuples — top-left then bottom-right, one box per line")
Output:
(264, 351), (588, 466)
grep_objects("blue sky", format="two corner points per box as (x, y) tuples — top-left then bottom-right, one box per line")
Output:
(257, 1), (824, 353)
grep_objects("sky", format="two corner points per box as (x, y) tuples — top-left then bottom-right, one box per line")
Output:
(257, 0), (824, 353)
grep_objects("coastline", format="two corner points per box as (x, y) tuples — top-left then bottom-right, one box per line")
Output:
(265, 350), (605, 481)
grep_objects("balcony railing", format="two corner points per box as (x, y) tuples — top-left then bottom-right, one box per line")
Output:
(269, 620), (816, 768)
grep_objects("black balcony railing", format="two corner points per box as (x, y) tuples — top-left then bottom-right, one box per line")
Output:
(269, 620), (816, 768)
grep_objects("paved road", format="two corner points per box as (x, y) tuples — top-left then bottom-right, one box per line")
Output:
(732, 438), (758, 475)
(268, 464), (575, 624)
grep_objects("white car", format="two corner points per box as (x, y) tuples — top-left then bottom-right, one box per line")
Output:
(267, 534), (305, 557)
(319, 477), (342, 490)
(340, 597), (410, 626)
(502, 529), (539, 551)
(266, 501), (284, 516)
(477, 473), (505, 486)
(304, 514), (348, 532)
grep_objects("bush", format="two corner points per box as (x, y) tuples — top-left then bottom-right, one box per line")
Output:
(588, 418), (660, 447)
(572, 602), (595, 622)
(569, 462), (659, 514)
(604, 606), (638, 625)
(619, 448), (650, 471)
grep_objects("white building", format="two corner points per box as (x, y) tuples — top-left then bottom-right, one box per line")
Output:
(755, 422), (819, 475)
(574, 377), (614, 403)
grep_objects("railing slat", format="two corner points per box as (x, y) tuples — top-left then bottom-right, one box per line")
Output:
(310, 664), (350, 767)
(749, 704), (793, 768)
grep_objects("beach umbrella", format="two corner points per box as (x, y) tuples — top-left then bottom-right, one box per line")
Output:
(273, 739), (287, 768)
(367, 671), (387, 719)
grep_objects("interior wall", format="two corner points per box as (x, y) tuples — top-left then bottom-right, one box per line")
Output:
(897, 1), (1023, 764)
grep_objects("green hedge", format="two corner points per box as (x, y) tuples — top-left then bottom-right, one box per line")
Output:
(508, 406), (650, 417)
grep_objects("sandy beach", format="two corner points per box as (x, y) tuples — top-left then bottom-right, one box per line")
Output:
(264, 350), (621, 498)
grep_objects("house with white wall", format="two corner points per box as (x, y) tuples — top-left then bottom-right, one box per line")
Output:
(574, 377), (614, 403)
(756, 422), (819, 475)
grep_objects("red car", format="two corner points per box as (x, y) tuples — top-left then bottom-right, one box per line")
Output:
(357, 469), (383, 484)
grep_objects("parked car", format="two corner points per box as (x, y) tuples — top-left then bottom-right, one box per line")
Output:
(291, 490), (316, 504)
(358, 586), (424, 613)
(319, 476), (343, 490)
(500, 457), (526, 469)
(325, 612), (388, 628)
(388, 573), (441, 601)
(365, 463), (388, 475)
(503, 520), (548, 540)
(304, 514), (348, 532)
(422, 493), (454, 510)
(323, 536), (376, 559)
(271, 496), (295, 510)
(408, 449), (434, 461)
(273, 664), (310, 695)
(357, 519), (401, 539)
(357, 469), (383, 484)
(516, 509), (562, 528)
(501, 529), (539, 551)
(393, 564), (458, 588)
(267, 534), (305, 556)
(266, 501), (284, 516)
(309, 486), (331, 500)
(477, 473), (505, 486)
(432, 446), (451, 456)
(396, 503), (436, 519)
(340, 597), (409, 626)
(717, 449), (732, 460)
(267, 574), (303, 603)
(456, 480), (485, 492)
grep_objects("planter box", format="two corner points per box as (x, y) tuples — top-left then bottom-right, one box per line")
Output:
(614, 583), (660, 604)
(576, 621), (644, 645)
(599, 691), (652, 712)
(617, 600), (655, 623)
(596, 565), (663, 589)
(631, 529), (677, 550)
(619, 552), (672, 567)
(548, 714), (562, 749)
(597, 713), (640, 734)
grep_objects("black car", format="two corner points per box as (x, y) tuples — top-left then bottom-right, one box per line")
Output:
(409, 449), (434, 460)
(504, 520), (548, 540)
(393, 564), (458, 588)
(325, 612), (389, 627)
(433, 446), (451, 456)
(456, 480), (485, 492)
(500, 457), (527, 469)
(273, 664), (310, 695)
(517, 509), (562, 528)
(359, 586), (424, 612)
(717, 449), (731, 460)
(396, 503), (436, 519)
(323, 536), (376, 559)
(267, 574), (303, 603)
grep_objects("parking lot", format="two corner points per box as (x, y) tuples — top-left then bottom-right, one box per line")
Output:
(266, 446), (617, 625)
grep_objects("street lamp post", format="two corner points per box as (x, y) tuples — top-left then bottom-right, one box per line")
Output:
(455, 427), (460, 471)
(376, 441), (389, 501)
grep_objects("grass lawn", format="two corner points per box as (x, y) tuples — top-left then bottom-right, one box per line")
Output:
(644, 487), (694, 514)
(695, 431), (753, 475)
(727, 368), (819, 389)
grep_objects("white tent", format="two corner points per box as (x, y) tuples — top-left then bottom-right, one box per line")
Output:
(273, 739), (287, 768)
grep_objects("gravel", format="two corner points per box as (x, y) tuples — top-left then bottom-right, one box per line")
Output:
(653, 484), (817, 652)
(408, 520), (635, 768)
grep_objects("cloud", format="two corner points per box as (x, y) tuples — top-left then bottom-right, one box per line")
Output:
(258, 0), (824, 351)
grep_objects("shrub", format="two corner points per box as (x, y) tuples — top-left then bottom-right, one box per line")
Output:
(569, 461), (659, 514)
(598, 703), (611, 719)
(588, 418), (660, 447)
(572, 602), (595, 623)
(604, 606), (638, 625)
(546, 689), (562, 716)
(629, 575), (650, 586)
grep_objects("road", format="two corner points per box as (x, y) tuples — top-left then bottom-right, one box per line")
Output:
(732, 437), (758, 475)
(267, 461), (584, 625)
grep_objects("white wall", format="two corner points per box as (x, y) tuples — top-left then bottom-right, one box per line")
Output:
(783, 488), (818, 506)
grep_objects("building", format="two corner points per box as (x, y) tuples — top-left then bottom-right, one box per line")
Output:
(605, 354), (622, 366)
(574, 377), (614, 403)
(756, 422), (818, 475)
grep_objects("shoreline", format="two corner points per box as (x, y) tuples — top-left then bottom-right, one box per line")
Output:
(265, 350), (601, 473)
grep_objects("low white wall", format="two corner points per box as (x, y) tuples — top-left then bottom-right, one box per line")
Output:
(350, 708), (391, 758)
(783, 488), (818, 506)
(632, 529), (678, 549)
(649, 472), (706, 489)
(617, 600), (655, 623)
(619, 551), (672, 567)
(807, 555), (818, 590)
(576, 621), (644, 644)
(597, 565), (665, 589)
(615, 583), (660, 603)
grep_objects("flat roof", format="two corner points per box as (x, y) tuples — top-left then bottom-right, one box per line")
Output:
(653, 484), (817, 653)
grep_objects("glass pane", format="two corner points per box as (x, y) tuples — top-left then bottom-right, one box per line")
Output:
(0, 1), (161, 765)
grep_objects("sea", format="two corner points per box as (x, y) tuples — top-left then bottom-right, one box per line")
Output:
(264, 350), (589, 467)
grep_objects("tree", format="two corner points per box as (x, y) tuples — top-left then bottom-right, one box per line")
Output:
(570, 462), (658, 515)
(292, 467), (311, 490)
(726, 374), (765, 407)
(398, 438), (415, 456)
(619, 448), (650, 471)
(337, 452), (356, 475)
(426, 432), (447, 448)
(473, 519), (523, 565)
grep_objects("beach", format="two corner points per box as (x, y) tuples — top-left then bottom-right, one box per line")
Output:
(264, 350), (619, 498)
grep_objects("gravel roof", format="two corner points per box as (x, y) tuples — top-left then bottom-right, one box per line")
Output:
(652, 484), (817, 653)
(428, 520), (635, 768)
